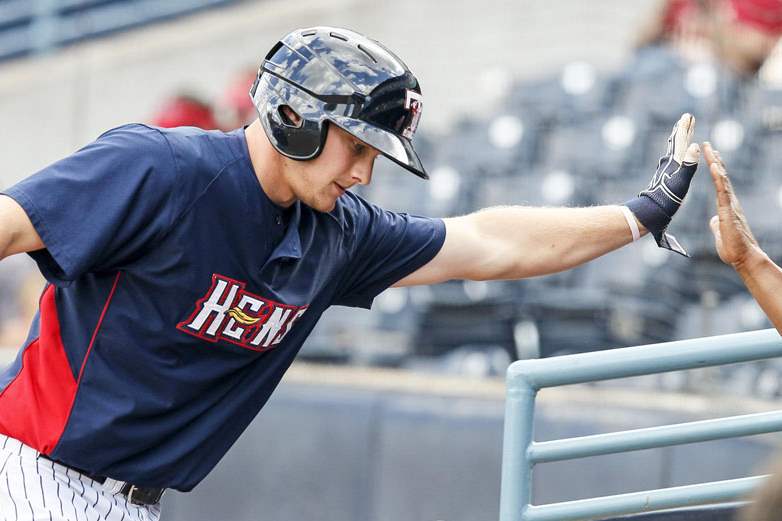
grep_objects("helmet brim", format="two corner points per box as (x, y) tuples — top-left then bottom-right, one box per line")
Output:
(328, 115), (428, 180)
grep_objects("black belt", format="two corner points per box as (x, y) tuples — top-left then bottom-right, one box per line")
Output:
(39, 454), (165, 506)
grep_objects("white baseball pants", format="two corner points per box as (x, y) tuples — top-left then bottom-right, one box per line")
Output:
(0, 435), (161, 521)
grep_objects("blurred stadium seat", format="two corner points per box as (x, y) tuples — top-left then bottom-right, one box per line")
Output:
(4, 0), (781, 403)
(0, 0), (239, 61)
(299, 34), (782, 401)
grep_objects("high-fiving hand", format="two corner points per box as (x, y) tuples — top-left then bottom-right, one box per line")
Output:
(626, 113), (701, 256)
(703, 143), (782, 335)
(703, 142), (763, 270)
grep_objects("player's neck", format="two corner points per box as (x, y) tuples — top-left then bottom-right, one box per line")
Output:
(244, 120), (297, 208)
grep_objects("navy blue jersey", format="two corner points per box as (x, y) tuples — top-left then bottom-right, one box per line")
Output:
(0, 124), (445, 491)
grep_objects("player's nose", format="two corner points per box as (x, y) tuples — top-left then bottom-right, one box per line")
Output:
(351, 160), (373, 186)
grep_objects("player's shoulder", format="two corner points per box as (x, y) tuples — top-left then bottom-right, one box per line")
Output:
(331, 190), (372, 220)
(329, 190), (390, 231)
(85, 123), (177, 174)
(88, 124), (246, 202)
(150, 125), (247, 167)
(329, 190), (439, 236)
(91, 123), (169, 153)
(97, 124), (246, 172)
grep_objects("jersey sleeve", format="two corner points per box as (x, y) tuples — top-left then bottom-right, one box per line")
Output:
(1, 124), (181, 285)
(332, 194), (446, 309)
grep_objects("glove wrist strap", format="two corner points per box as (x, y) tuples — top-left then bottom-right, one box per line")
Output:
(620, 205), (641, 242)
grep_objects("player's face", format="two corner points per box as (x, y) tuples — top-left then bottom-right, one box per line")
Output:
(284, 124), (379, 212)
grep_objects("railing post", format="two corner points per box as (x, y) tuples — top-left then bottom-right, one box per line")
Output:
(500, 371), (537, 521)
(499, 329), (782, 521)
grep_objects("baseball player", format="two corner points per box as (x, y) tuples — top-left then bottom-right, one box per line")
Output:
(703, 142), (782, 332)
(0, 26), (699, 521)
(702, 142), (782, 521)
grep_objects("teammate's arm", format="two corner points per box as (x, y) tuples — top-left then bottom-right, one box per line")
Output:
(395, 113), (700, 287)
(704, 142), (782, 334)
(0, 195), (44, 260)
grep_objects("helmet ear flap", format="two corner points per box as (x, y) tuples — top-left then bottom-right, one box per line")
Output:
(276, 105), (329, 158)
(316, 119), (329, 157)
(278, 105), (303, 128)
(269, 111), (325, 160)
(254, 77), (327, 160)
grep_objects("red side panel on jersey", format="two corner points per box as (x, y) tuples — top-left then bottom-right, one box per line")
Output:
(0, 285), (77, 454)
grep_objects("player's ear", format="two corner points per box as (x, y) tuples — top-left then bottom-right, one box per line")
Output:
(279, 105), (303, 128)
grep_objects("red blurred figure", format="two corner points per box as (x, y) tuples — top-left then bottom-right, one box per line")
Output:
(639, 0), (782, 75)
(731, 0), (782, 35)
(152, 94), (218, 129)
(718, 0), (782, 74)
(216, 68), (258, 130)
(660, 0), (703, 36)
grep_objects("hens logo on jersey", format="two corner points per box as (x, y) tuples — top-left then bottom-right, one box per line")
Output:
(177, 274), (308, 352)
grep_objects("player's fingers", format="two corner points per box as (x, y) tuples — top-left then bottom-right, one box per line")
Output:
(673, 113), (694, 163)
(714, 150), (726, 168)
(685, 113), (695, 144)
(709, 215), (725, 259)
(683, 142), (700, 164)
(709, 162), (732, 209)
(709, 214), (721, 236)
(708, 159), (723, 186)
(715, 157), (736, 196)
(703, 141), (719, 166)
(665, 124), (676, 157)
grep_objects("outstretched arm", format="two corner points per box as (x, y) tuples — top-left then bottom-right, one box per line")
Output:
(0, 195), (44, 260)
(397, 205), (644, 284)
(704, 142), (782, 334)
(395, 113), (700, 287)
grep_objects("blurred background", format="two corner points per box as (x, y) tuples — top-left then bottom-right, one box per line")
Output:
(3, 1), (782, 520)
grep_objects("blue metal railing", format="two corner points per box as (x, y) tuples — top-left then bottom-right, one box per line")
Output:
(499, 328), (782, 521)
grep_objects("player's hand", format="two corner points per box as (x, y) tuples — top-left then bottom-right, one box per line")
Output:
(703, 142), (763, 271)
(625, 113), (700, 257)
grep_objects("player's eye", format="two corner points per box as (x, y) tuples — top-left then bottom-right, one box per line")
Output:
(353, 142), (367, 156)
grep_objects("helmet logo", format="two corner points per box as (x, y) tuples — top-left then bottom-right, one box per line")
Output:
(402, 90), (423, 139)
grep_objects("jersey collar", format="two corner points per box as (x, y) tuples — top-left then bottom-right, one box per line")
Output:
(265, 202), (302, 264)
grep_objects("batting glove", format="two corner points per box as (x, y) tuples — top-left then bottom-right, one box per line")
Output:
(625, 113), (700, 257)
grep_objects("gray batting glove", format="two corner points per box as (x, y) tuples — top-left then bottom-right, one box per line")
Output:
(625, 113), (701, 257)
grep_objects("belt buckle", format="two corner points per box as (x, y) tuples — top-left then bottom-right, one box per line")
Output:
(127, 484), (139, 505)
(125, 483), (165, 506)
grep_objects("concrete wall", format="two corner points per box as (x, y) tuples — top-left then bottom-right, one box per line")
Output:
(159, 365), (781, 521)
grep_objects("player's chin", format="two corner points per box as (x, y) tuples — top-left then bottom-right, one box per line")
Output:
(312, 194), (339, 213)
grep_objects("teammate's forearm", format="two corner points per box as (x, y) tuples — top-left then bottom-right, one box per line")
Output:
(471, 205), (647, 279)
(734, 250), (782, 335)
